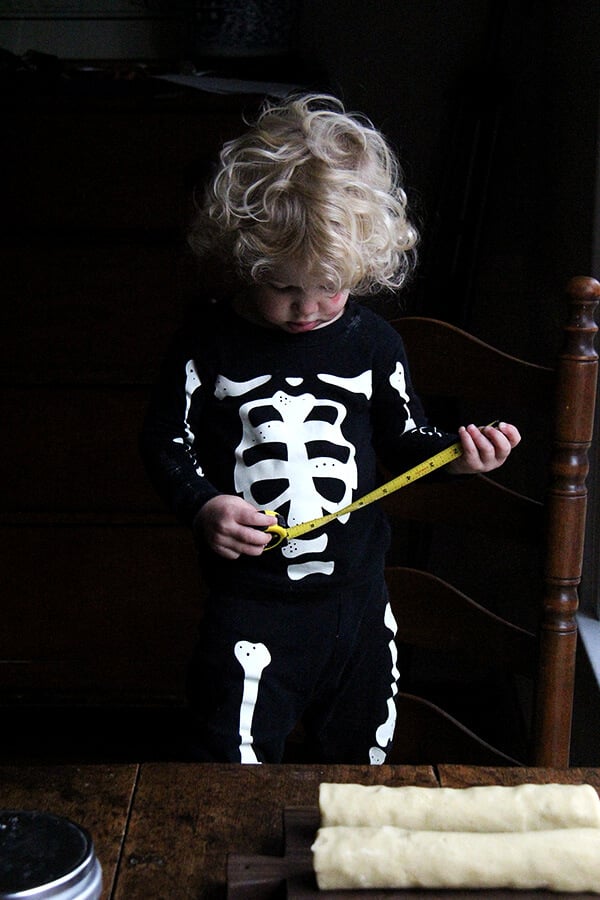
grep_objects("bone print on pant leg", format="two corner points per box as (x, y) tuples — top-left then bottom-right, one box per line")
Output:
(234, 640), (272, 763)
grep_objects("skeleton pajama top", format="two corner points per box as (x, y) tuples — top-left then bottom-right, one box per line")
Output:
(140, 298), (456, 594)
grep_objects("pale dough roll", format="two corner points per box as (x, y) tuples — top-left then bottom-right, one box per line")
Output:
(312, 825), (600, 891)
(319, 782), (600, 831)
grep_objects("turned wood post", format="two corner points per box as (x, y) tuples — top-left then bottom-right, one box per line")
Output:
(534, 276), (600, 766)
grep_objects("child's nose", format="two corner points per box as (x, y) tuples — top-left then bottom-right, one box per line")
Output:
(295, 291), (320, 313)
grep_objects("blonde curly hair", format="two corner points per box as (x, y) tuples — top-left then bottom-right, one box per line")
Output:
(188, 93), (418, 295)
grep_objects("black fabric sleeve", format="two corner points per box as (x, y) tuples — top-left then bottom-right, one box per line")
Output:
(139, 330), (221, 526)
(370, 324), (459, 474)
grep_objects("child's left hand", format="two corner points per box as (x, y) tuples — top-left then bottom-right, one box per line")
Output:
(447, 422), (521, 475)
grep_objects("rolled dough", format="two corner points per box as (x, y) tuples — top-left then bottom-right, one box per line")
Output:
(312, 825), (600, 891)
(319, 782), (600, 831)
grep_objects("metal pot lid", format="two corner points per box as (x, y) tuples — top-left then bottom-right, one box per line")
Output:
(0, 810), (102, 900)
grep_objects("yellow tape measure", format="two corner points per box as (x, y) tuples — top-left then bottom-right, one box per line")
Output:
(262, 421), (500, 550)
(262, 439), (465, 550)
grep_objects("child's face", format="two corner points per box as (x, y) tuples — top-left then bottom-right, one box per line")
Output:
(246, 260), (349, 334)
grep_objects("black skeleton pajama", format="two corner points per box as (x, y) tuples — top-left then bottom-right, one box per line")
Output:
(140, 297), (458, 764)
(186, 573), (399, 763)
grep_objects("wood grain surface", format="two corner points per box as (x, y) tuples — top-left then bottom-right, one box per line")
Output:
(0, 763), (138, 900)
(3, 763), (600, 899)
(115, 763), (436, 899)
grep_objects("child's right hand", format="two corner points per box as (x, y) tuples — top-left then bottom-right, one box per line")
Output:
(193, 495), (275, 559)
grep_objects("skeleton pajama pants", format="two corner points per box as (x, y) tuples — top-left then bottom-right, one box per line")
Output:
(186, 574), (399, 763)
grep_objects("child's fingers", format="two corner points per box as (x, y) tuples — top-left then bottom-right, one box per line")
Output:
(457, 422), (516, 471)
(481, 423), (522, 460)
(496, 421), (522, 447)
(247, 509), (281, 529)
(437, 422), (520, 475)
(212, 525), (270, 559)
(460, 424), (500, 465)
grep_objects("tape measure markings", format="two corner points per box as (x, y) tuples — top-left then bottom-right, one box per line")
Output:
(263, 437), (467, 550)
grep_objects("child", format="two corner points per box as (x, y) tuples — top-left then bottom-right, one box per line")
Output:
(140, 93), (520, 764)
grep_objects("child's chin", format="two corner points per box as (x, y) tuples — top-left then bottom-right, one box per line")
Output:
(285, 321), (322, 333)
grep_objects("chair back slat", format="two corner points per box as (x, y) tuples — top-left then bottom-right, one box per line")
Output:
(385, 275), (599, 766)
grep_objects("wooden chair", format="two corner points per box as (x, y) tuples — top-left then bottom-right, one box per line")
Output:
(383, 276), (599, 767)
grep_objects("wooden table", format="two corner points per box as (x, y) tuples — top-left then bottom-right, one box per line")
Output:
(0, 764), (138, 899)
(2, 764), (600, 899)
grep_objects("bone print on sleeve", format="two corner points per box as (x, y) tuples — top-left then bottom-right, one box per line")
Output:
(141, 299), (456, 590)
(371, 325), (458, 473)
(140, 333), (222, 525)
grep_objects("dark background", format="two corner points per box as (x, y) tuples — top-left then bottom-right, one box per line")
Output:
(1, 0), (599, 762)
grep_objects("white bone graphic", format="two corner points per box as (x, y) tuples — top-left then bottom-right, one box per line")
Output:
(234, 640), (272, 763)
(370, 601), (399, 763)
(318, 370), (372, 398)
(389, 361), (417, 432)
(173, 359), (204, 475)
(284, 534), (328, 558)
(235, 390), (357, 521)
(212, 371), (371, 580)
(215, 373), (271, 399)
(288, 559), (335, 580)
(234, 387), (361, 579)
(415, 424), (444, 437)
(369, 746), (386, 764)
